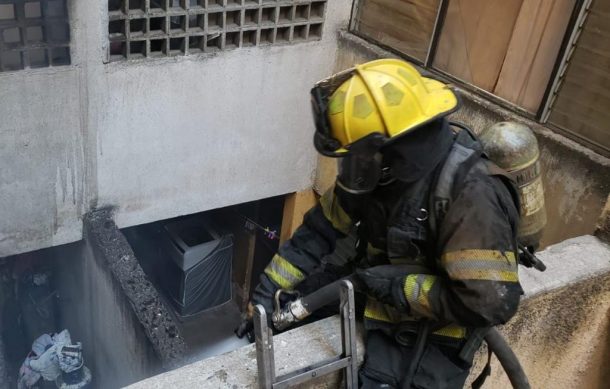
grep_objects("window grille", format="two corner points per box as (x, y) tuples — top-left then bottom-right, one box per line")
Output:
(0, 0), (70, 72)
(108, 0), (327, 62)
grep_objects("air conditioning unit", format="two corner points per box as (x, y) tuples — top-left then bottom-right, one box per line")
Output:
(160, 217), (233, 318)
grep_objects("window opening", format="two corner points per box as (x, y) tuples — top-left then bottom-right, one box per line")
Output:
(107, 0), (328, 61)
(0, 0), (70, 72)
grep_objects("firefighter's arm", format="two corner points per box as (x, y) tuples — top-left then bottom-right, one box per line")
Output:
(402, 175), (523, 327)
(251, 186), (354, 314)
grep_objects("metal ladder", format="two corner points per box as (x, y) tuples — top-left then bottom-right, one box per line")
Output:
(253, 280), (358, 389)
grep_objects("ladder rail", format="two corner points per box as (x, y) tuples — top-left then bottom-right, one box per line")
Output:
(254, 280), (358, 389)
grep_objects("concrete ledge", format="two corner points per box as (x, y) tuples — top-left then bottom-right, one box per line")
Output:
(520, 235), (610, 297)
(470, 236), (610, 388)
(128, 235), (610, 388)
(86, 209), (187, 368)
(127, 316), (365, 389)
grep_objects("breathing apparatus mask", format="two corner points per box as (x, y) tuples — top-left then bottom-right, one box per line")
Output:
(311, 68), (393, 195)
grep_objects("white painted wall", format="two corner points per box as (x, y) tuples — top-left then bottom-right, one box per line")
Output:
(0, 0), (353, 256)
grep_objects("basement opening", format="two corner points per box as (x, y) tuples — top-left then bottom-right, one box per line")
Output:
(0, 242), (93, 389)
(122, 195), (286, 364)
(0, 194), (291, 388)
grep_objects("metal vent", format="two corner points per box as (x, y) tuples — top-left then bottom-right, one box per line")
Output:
(107, 0), (328, 62)
(0, 0), (70, 72)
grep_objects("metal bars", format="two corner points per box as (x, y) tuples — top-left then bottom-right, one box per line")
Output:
(424, 0), (447, 67)
(254, 306), (275, 389)
(539, 0), (592, 123)
(0, 0), (70, 72)
(108, 0), (327, 61)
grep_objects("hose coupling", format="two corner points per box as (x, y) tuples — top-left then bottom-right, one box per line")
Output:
(271, 289), (310, 331)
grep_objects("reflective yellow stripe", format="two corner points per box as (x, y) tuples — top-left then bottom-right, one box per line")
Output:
(363, 297), (412, 323)
(367, 243), (385, 257)
(442, 250), (518, 282)
(403, 274), (436, 317)
(364, 299), (466, 339)
(364, 298), (392, 322)
(448, 269), (518, 282)
(264, 254), (305, 289)
(433, 324), (467, 339)
(443, 250), (517, 263)
(319, 188), (352, 235)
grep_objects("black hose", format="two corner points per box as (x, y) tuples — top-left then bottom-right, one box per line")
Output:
(293, 269), (531, 389)
(484, 328), (531, 389)
(299, 265), (429, 314)
(401, 320), (430, 389)
(299, 274), (362, 313)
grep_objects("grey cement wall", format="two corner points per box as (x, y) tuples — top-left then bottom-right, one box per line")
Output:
(126, 234), (610, 388)
(53, 209), (186, 388)
(467, 235), (610, 389)
(0, 67), (86, 257)
(315, 32), (610, 249)
(0, 0), (353, 257)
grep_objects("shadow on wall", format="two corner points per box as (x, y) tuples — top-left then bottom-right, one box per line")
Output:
(466, 272), (610, 389)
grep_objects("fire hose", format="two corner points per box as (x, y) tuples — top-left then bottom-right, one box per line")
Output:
(271, 265), (531, 389)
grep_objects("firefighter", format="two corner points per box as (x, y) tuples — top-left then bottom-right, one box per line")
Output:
(241, 59), (523, 388)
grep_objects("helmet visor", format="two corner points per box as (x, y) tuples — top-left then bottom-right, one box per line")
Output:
(337, 152), (382, 194)
(311, 67), (358, 157)
(336, 133), (386, 194)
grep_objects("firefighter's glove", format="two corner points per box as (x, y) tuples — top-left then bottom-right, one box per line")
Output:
(235, 302), (255, 342)
(355, 269), (410, 313)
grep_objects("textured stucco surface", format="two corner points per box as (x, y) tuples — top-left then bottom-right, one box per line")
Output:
(127, 315), (365, 389)
(0, 68), (86, 257)
(468, 235), (610, 389)
(0, 0), (352, 257)
(95, 1), (353, 229)
(127, 235), (610, 388)
(595, 195), (610, 242)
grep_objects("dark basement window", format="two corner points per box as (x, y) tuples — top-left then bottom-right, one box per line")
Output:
(0, 0), (71, 72)
(107, 0), (327, 62)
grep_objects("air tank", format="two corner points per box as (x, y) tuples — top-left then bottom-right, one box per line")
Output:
(480, 122), (547, 248)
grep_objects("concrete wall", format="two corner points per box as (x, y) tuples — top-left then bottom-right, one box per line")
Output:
(0, 67), (86, 257)
(53, 209), (186, 388)
(0, 0), (353, 257)
(467, 235), (610, 389)
(315, 32), (610, 249)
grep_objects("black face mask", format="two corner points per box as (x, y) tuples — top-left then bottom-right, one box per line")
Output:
(336, 133), (386, 195)
(337, 119), (454, 194)
(381, 119), (454, 183)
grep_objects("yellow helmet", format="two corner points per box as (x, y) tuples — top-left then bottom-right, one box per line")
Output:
(312, 59), (458, 156)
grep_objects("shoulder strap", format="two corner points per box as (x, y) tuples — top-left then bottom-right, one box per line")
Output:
(484, 161), (521, 213)
(428, 129), (482, 242)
